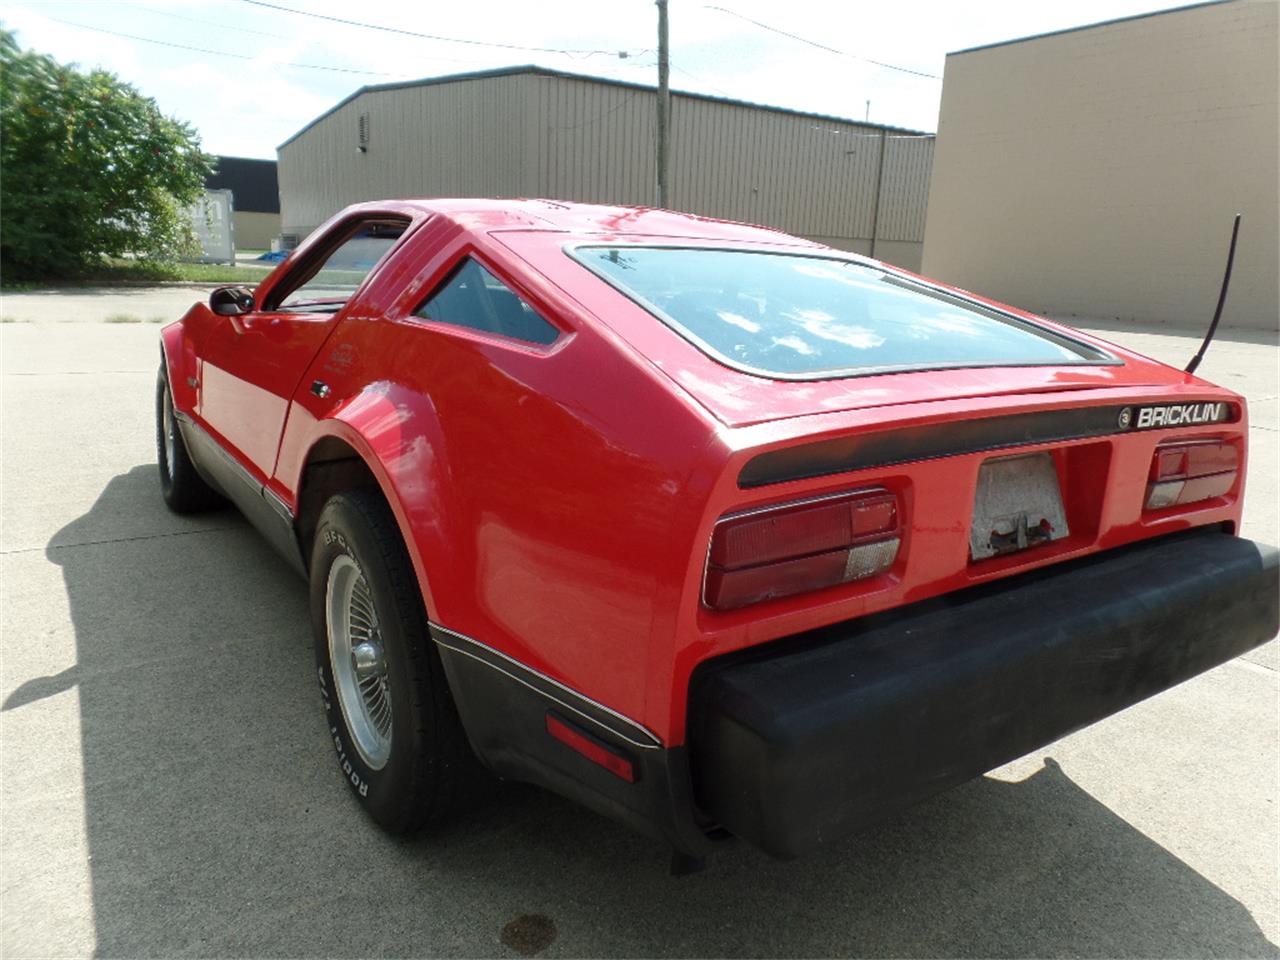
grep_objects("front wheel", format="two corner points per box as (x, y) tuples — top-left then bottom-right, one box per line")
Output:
(155, 367), (223, 513)
(309, 489), (480, 832)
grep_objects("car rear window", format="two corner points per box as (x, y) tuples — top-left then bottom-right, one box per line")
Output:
(570, 246), (1111, 379)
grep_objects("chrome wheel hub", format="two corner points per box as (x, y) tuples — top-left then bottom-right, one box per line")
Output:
(326, 555), (392, 769)
(351, 640), (386, 681)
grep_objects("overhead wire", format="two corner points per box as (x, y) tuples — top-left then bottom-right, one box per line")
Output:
(238, 0), (648, 59)
(120, 0), (511, 71)
(42, 16), (417, 77)
(46, 5), (937, 131)
(703, 5), (941, 80)
(668, 61), (734, 99)
(120, 2), (289, 40)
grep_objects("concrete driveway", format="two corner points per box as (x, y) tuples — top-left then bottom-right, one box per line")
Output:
(2, 290), (1277, 958)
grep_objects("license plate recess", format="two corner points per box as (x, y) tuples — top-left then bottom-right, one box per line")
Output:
(970, 452), (1069, 561)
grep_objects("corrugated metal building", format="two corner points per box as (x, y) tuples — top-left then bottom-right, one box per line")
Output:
(277, 66), (935, 270)
(922, 0), (1278, 330)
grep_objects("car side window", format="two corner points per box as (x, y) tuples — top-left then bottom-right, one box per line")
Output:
(267, 219), (409, 313)
(415, 258), (559, 345)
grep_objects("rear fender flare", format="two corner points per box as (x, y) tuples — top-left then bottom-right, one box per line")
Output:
(297, 384), (456, 619)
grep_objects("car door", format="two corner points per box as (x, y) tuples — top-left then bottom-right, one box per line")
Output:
(196, 216), (415, 483)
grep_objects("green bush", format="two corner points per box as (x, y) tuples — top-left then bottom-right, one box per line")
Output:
(0, 29), (214, 279)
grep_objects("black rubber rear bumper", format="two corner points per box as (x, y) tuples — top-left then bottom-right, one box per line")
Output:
(689, 529), (1279, 859)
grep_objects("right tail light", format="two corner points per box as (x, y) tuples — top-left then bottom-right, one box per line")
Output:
(704, 489), (900, 610)
(1145, 440), (1238, 510)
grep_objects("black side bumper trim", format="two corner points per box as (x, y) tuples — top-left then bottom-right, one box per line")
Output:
(428, 624), (660, 749)
(689, 530), (1279, 858)
(431, 624), (716, 857)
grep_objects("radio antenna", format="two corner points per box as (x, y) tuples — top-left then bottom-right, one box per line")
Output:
(1186, 213), (1242, 375)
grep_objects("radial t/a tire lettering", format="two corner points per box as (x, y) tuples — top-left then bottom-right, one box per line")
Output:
(309, 488), (480, 833)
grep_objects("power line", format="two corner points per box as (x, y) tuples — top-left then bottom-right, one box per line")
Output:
(43, 16), (414, 77)
(122, 2), (289, 40)
(122, 0), (508, 71)
(239, 0), (648, 59)
(669, 61), (733, 99)
(547, 86), (645, 131)
(703, 6), (941, 80)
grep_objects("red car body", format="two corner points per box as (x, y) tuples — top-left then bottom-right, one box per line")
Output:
(160, 199), (1277, 861)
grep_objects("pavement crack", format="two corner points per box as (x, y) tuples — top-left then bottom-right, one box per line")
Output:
(2, 369), (152, 376)
(1229, 654), (1278, 676)
(4, 526), (246, 555)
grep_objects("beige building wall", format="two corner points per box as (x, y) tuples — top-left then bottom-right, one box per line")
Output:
(232, 211), (280, 251)
(922, 0), (1279, 330)
(277, 70), (933, 270)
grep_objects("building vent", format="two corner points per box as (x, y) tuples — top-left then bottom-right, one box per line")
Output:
(357, 112), (369, 153)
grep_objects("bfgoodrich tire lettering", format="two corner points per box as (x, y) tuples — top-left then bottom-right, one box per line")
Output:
(310, 489), (480, 832)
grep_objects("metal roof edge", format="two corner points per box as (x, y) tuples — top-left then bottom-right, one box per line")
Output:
(948, 0), (1235, 57)
(276, 64), (933, 153)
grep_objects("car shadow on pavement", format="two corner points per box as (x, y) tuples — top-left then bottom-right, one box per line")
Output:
(38, 464), (1278, 958)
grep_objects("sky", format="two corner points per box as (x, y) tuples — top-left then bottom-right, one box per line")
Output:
(3, 0), (1189, 159)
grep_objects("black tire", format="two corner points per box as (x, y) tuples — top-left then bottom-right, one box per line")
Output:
(309, 489), (481, 833)
(156, 367), (224, 513)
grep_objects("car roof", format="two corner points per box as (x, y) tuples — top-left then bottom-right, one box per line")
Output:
(349, 197), (820, 247)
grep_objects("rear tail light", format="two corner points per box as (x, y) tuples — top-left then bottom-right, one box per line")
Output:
(1145, 440), (1238, 510)
(704, 490), (900, 610)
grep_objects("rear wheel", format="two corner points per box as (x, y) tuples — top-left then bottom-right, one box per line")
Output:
(309, 489), (480, 832)
(155, 367), (223, 513)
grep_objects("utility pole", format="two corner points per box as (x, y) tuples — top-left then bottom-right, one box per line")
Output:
(869, 128), (887, 260)
(656, 0), (670, 208)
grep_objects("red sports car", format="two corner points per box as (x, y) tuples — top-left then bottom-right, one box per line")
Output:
(157, 199), (1277, 865)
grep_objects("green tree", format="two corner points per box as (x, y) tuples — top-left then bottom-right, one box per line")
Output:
(0, 29), (214, 279)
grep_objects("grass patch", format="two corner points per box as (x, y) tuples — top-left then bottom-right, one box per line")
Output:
(104, 313), (170, 324)
(2, 258), (274, 287)
(92, 259), (275, 283)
